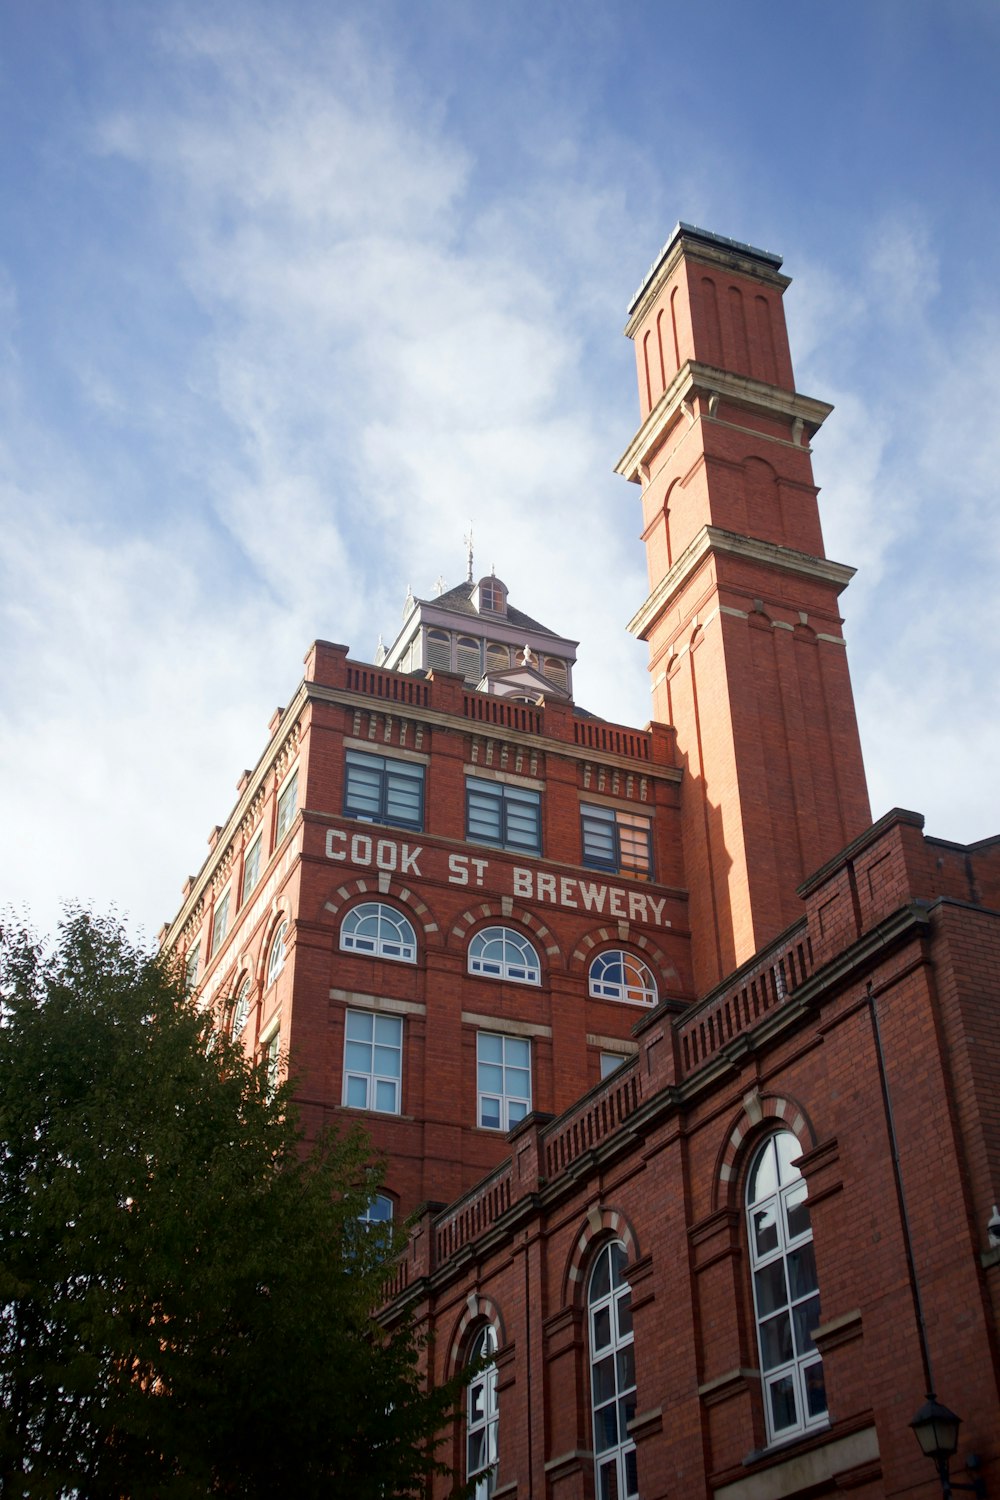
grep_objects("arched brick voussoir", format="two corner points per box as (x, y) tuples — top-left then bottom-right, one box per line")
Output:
(446, 1294), (506, 1378)
(319, 879), (440, 943)
(449, 903), (561, 965)
(561, 1204), (641, 1308)
(712, 1090), (818, 1211)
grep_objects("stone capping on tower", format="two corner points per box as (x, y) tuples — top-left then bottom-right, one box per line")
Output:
(627, 526), (856, 643)
(626, 223), (787, 331)
(615, 360), (833, 487)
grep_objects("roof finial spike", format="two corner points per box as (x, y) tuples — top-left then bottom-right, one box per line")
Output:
(433, 575), (445, 595)
(464, 521), (474, 584)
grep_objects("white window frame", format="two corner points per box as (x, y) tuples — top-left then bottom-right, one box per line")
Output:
(210, 885), (232, 959)
(340, 902), (417, 963)
(275, 766), (299, 844)
(230, 976), (252, 1039)
(468, 926), (540, 985)
(476, 1032), (531, 1131)
(581, 803), (653, 880)
(747, 1132), (828, 1444)
(588, 950), (658, 1007)
(342, 1010), (403, 1115)
(241, 831), (263, 903)
(266, 920), (288, 987)
(589, 1241), (638, 1500)
(467, 1324), (499, 1500)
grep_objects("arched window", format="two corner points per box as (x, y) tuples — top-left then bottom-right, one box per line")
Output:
(589, 950), (657, 1007)
(359, 1193), (394, 1228)
(746, 1132), (827, 1443)
(230, 976), (252, 1039)
(468, 926), (540, 985)
(266, 920), (288, 987)
(589, 1242), (638, 1500)
(467, 1325), (498, 1500)
(340, 902), (417, 963)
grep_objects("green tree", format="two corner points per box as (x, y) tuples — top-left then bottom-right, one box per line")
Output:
(0, 912), (463, 1498)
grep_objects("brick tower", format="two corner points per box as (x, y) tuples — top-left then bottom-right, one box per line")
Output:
(617, 224), (871, 993)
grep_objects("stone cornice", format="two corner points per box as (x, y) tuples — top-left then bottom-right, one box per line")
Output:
(625, 227), (788, 335)
(615, 360), (833, 484)
(627, 526), (856, 642)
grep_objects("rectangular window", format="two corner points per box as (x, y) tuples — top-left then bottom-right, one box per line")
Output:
(477, 1032), (531, 1131)
(581, 804), (652, 880)
(265, 1031), (281, 1097)
(600, 1051), (625, 1079)
(184, 940), (200, 989)
(210, 888), (231, 958)
(343, 1010), (403, 1114)
(467, 778), (541, 855)
(275, 767), (299, 843)
(241, 832), (262, 903)
(344, 751), (424, 831)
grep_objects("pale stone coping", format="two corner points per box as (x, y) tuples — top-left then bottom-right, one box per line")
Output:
(464, 764), (546, 790)
(616, 360), (832, 482)
(587, 1034), (640, 1054)
(343, 736), (430, 764)
(329, 989), (427, 1017)
(461, 1011), (553, 1040)
(628, 525), (856, 642)
(714, 1424), (878, 1500)
(259, 1008), (282, 1045)
(625, 229), (788, 334)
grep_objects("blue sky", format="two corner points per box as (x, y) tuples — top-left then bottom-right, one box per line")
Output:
(2, 0), (998, 941)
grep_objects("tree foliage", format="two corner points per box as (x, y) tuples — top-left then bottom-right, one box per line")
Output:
(0, 912), (463, 1498)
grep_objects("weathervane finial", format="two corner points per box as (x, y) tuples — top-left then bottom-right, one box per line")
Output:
(464, 522), (474, 584)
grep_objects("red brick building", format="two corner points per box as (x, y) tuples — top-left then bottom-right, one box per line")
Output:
(162, 225), (1000, 1500)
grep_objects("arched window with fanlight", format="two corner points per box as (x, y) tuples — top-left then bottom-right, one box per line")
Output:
(266, 920), (288, 988)
(230, 976), (252, 1039)
(746, 1131), (827, 1443)
(468, 926), (540, 985)
(340, 902), (417, 963)
(588, 950), (658, 1007)
(466, 1324), (498, 1500)
(589, 1241), (638, 1500)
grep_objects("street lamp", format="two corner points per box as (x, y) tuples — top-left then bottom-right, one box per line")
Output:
(911, 1397), (985, 1500)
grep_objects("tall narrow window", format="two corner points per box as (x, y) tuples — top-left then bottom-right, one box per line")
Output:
(342, 1010), (403, 1114)
(210, 888), (231, 958)
(589, 1242), (638, 1500)
(241, 832), (263, 902)
(265, 1030), (281, 1097)
(467, 1325), (499, 1500)
(184, 940), (201, 991)
(746, 1132), (827, 1443)
(275, 767), (299, 843)
(477, 1033), (531, 1130)
(266, 920), (288, 987)
(230, 976), (252, 1039)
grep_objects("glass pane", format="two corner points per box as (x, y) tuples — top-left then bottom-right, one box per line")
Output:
(599, 1457), (619, 1500)
(478, 1032), (503, 1063)
(374, 1045), (400, 1077)
(594, 1401), (618, 1451)
(592, 1354), (616, 1405)
(625, 1446), (638, 1497)
(804, 1359), (828, 1417)
(619, 1394), (636, 1434)
(478, 1063), (503, 1093)
(506, 1067), (530, 1098)
(374, 1015), (401, 1046)
(346, 1011), (373, 1041)
(760, 1311), (794, 1371)
(792, 1294), (821, 1356)
(768, 1373), (797, 1432)
(480, 1097), (501, 1130)
(346, 1076), (368, 1109)
(776, 1132), (801, 1184)
(787, 1241), (818, 1299)
(754, 1260), (788, 1317)
(374, 1079), (398, 1112)
(507, 1099), (528, 1126)
(749, 1139), (778, 1204)
(753, 1204), (779, 1258)
(592, 1305), (611, 1349)
(616, 1346), (635, 1392)
(591, 1252), (611, 1302)
(467, 1430), (485, 1470)
(505, 1037), (530, 1068)
(784, 1181), (811, 1241)
(469, 1384), (485, 1423)
(609, 1243), (628, 1287)
(616, 1291), (633, 1340)
(345, 1041), (372, 1071)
